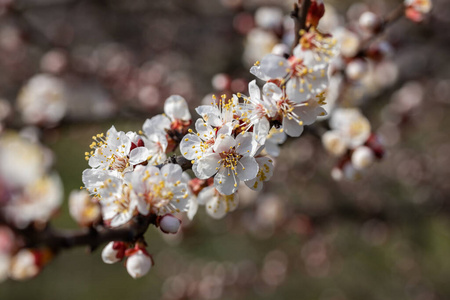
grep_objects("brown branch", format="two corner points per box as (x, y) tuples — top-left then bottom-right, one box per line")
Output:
(17, 214), (157, 252)
(290, 0), (311, 52)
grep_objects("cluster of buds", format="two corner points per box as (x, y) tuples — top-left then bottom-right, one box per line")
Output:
(101, 242), (153, 279)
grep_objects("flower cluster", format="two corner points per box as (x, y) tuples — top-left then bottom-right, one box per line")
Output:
(80, 95), (192, 277)
(321, 108), (384, 180)
(0, 132), (62, 281)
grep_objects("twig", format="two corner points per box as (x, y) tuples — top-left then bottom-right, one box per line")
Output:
(290, 0), (311, 52)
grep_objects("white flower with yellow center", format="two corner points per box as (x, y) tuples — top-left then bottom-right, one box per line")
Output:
(329, 108), (371, 148)
(101, 183), (145, 227)
(143, 95), (191, 136)
(125, 164), (190, 215)
(239, 80), (278, 144)
(4, 173), (63, 228)
(195, 94), (241, 129)
(197, 186), (239, 219)
(17, 74), (67, 126)
(250, 47), (329, 103)
(81, 168), (144, 227)
(86, 126), (150, 173)
(194, 132), (258, 195)
(268, 85), (327, 137)
(180, 118), (232, 165)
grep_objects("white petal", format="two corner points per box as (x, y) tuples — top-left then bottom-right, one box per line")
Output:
(195, 153), (221, 179)
(236, 156), (258, 181)
(129, 147), (150, 165)
(161, 164), (182, 183)
(187, 196), (198, 220)
(197, 186), (216, 205)
(251, 54), (289, 80)
(213, 134), (236, 153)
(164, 95), (191, 121)
(265, 141), (281, 157)
(283, 116), (304, 137)
(248, 80), (261, 102)
(235, 132), (254, 156)
(195, 118), (216, 141)
(214, 166), (238, 195)
(286, 77), (310, 103)
(180, 134), (203, 160)
(143, 114), (171, 136)
(205, 195), (226, 219)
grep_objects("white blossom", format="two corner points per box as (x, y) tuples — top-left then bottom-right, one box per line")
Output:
(197, 186), (239, 219)
(87, 126), (150, 174)
(194, 132), (259, 195)
(251, 47), (329, 103)
(329, 108), (371, 148)
(17, 74), (67, 126)
(4, 174), (63, 228)
(143, 95), (191, 136)
(68, 190), (101, 226)
(125, 164), (190, 215)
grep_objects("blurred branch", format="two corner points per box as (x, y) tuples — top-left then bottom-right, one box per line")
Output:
(290, 0), (311, 52)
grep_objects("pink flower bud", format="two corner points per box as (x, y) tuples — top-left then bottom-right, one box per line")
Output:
(101, 242), (125, 264)
(126, 250), (152, 279)
(159, 214), (181, 234)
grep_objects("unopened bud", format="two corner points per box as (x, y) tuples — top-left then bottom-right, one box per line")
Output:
(359, 12), (381, 32)
(102, 242), (126, 264)
(351, 146), (375, 170)
(345, 59), (368, 81)
(126, 250), (152, 279)
(159, 214), (181, 234)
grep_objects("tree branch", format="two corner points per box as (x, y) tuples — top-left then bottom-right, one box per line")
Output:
(290, 0), (311, 52)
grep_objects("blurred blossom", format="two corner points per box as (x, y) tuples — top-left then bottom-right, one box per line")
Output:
(0, 24), (22, 53)
(261, 250), (288, 286)
(40, 49), (68, 74)
(301, 237), (330, 278)
(198, 275), (224, 299)
(17, 74), (68, 126)
(4, 173), (63, 228)
(0, 132), (48, 189)
(255, 194), (285, 228)
(254, 7), (283, 30)
(243, 29), (278, 66)
(333, 28), (361, 58)
(68, 190), (101, 227)
(317, 5), (341, 34)
(65, 80), (116, 120)
(390, 81), (424, 115)
(8, 249), (39, 280)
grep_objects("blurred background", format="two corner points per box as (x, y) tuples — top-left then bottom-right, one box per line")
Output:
(1, 0), (450, 299)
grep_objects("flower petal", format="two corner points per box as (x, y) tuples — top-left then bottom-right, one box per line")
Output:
(164, 95), (191, 121)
